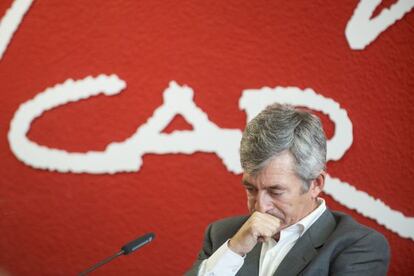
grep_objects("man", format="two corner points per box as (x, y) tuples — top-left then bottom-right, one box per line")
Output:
(186, 104), (390, 276)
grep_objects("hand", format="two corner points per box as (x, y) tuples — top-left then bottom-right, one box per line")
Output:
(228, 212), (281, 256)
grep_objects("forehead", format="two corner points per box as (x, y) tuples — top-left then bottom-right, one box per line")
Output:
(242, 151), (299, 188)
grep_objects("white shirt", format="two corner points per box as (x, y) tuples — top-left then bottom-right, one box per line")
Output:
(197, 198), (327, 276)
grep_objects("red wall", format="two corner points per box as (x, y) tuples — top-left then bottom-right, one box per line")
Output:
(0, 0), (413, 275)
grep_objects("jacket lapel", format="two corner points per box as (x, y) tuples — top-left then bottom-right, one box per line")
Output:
(273, 209), (336, 276)
(237, 242), (262, 276)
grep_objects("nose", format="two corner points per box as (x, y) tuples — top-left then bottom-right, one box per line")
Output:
(254, 190), (272, 213)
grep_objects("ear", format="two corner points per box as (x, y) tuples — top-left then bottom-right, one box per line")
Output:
(309, 171), (326, 199)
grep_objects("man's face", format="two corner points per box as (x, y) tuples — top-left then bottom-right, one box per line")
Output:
(242, 150), (323, 229)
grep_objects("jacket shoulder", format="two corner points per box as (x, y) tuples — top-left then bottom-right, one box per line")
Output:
(327, 211), (390, 274)
(206, 215), (249, 250)
(331, 211), (377, 234)
(328, 211), (389, 250)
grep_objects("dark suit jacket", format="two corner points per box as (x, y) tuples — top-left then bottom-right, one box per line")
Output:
(186, 209), (390, 276)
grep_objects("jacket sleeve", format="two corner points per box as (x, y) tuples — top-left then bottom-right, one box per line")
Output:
(330, 230), (390, 276)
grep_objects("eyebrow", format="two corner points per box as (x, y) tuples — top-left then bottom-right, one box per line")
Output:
(242, 180), (285, 190)
(267, 185), (286, 190)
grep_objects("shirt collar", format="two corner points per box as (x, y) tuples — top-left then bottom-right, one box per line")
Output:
(279, 197), (326, 240)
(298, 198), (326, 233)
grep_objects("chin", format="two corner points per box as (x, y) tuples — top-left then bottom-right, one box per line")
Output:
(279, 222), (290, 229)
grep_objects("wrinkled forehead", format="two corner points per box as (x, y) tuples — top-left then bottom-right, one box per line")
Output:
(242, 151), (299, 188)
(248, 150), (297, 175)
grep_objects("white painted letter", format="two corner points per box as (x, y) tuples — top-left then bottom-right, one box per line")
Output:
(346, 0), (414, 50)
(0, 0), (34, 60)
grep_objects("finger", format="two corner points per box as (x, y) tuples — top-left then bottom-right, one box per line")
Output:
(255, 216), (281, 233)
(253, 212), (281, 227)
(257, 236), (265, 243)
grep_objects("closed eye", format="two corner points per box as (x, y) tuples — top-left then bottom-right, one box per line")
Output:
(268, 188), (285, 196)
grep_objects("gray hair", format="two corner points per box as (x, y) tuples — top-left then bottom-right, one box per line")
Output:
(240, 103), (327, 190)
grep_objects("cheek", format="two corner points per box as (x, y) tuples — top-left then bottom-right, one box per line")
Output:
(271, 194), (290, 208)
(272, 200), (294, 218)
(282, 196), (309, 221)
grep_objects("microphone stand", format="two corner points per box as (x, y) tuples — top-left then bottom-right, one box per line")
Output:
(79, 232), (155, 275)
(79, 250), (124, 275)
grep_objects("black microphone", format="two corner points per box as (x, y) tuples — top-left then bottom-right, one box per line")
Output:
(79, 232), (155, 275)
